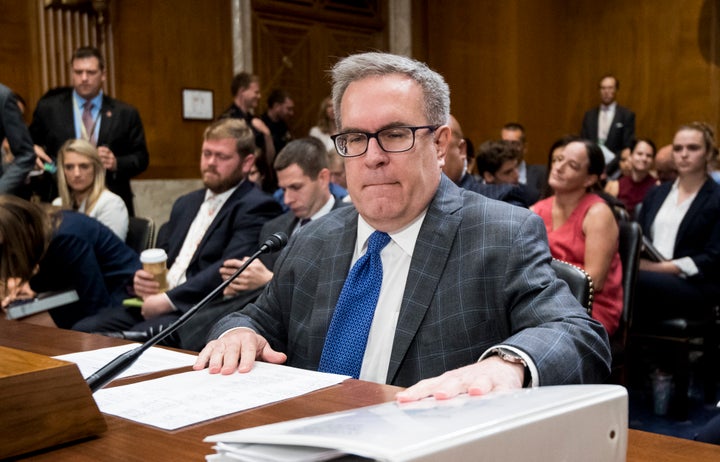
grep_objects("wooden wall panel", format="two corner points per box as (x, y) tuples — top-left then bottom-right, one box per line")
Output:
(112, 0), (233, 178)
(421, 0), (720, 165)
(252, 3), (385, 143)
(0, 0), (40, 121)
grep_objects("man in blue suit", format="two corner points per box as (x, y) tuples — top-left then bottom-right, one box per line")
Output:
(195, 52), (610, 400)
(76, 118), (282, 337)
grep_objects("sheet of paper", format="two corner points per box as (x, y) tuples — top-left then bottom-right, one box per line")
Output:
(92, 362), (349, 430)
(53, 343), (197, 380)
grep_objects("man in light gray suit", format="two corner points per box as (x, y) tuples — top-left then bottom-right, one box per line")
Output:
(194, 52), (611, 401)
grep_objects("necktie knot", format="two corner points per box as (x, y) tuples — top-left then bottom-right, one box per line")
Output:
(83, 101), (93, 111)
(367, 231), (390, 255)
(300, 218), (311, 227)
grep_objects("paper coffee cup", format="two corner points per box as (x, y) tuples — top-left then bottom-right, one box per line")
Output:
(140, 248), (169, 292)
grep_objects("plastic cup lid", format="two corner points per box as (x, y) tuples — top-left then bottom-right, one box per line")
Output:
(140, 248), (168, 263)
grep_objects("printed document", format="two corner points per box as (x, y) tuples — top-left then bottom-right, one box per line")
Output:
(92, 362), (348, 430)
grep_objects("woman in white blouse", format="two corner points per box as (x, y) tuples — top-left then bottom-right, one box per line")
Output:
(53, 139), (129, 240)
(308, 96), (336, 152)
(634, 122), (720, 327)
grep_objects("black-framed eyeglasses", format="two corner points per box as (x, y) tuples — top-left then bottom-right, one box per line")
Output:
(331, 125), (439, 158)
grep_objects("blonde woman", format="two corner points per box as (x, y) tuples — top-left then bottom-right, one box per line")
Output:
(308, 96), (336, 151)
(53, 139), (128, 240)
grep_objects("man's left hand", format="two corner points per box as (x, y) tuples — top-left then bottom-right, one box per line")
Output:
(98, 146), (117, 171)
(394, 355), (524, 403)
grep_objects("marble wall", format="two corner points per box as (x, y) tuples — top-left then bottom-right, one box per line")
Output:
(131, 179), (203, 228)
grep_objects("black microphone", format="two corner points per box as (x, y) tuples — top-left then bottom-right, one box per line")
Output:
(86, 232), (288, 393)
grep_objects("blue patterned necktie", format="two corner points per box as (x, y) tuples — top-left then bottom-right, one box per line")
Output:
(318, 231), (391, 378)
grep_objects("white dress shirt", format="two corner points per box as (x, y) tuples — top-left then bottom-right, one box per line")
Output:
(598, 102), (616, 144)
(357, 212), (425, 383)
(650, 180), (700, 277)
(166, 186), (238, 288)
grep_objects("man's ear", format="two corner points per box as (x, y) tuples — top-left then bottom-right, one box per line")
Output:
(317, 167), (331, 185)
(483, 171), (495, 184)
(241, 153), (256, 174)
(434, 125), (451, 167)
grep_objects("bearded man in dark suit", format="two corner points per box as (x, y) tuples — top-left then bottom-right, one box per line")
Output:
(29, 47), (149, 215)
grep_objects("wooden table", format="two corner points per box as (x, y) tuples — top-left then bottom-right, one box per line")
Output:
(2, 319), (720, 461)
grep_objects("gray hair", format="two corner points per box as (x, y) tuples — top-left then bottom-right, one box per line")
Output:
(330, 52), (450, 128)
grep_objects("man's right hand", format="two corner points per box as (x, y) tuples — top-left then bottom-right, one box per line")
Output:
(192, 328), (287, 375)
(133, 269), (160, 298)
(33, 145), (51, 170)
(220, 258), (273, 296)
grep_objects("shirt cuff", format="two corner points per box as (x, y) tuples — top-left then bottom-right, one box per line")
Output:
(672, 256), (699, 278)
(479, 345), (540, 388)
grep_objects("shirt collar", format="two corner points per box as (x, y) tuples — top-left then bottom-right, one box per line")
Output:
(205, 183), (240, 203)
(356, 209), (427, 258)
(73, 89), (103, 110)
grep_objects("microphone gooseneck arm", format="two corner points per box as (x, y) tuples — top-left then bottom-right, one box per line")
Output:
(85, 232), (288, 393)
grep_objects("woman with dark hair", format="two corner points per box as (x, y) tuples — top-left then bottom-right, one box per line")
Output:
(531, 138), (623, 335)
(0, 195), (140, 329)
(634, 122), (720, 327)
(605, 137), (657, 218)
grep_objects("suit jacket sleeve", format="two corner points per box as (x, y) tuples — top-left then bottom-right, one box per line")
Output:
(492, 211), (611, 385)
(0, 85), (36, 194)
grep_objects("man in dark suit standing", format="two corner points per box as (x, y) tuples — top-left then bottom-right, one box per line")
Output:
(74, 118), (282, 338)
(29, 47), (149, 215)
(580, 75), (636, 177)
(195, 52), (610, 400)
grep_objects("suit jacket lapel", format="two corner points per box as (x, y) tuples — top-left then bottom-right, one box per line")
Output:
(386, 176), (463, 383)
(195, 182), (250, 254)
(677, 178), (712, 244)
(308, 212), (358, 363)
(589, 107), (600, 138)
(97, 95), (115, 145)
(167, 190), (206, 264)
(62, 92), (77, 141)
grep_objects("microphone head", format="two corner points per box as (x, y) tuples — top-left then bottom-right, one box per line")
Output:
(261, 232), (288, 253)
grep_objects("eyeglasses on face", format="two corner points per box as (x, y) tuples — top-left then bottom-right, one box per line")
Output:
(331, 125), (439, 158)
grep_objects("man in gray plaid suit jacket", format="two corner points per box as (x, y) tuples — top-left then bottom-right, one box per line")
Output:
(194, 52), (611, 401)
